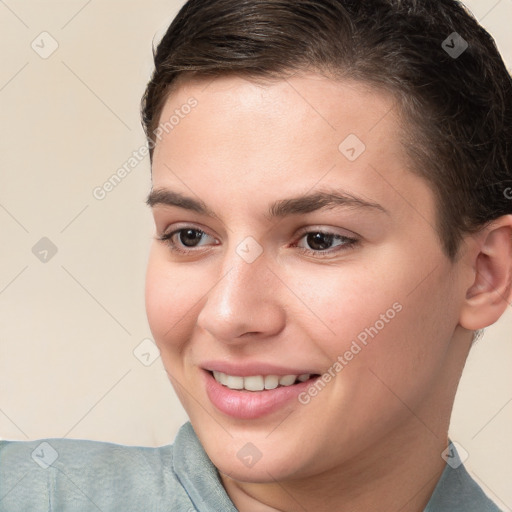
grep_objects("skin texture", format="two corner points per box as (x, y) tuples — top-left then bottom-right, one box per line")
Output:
(145, 74), (512, 512)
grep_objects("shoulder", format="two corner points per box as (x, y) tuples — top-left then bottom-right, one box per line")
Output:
(0, 435), (188, 511)
(0, 422), (238, 512)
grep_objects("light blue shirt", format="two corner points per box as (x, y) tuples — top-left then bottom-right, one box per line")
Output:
(0, 422), (501, 511)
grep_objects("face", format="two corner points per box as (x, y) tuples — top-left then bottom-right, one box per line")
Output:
(145, 74), (468, 483)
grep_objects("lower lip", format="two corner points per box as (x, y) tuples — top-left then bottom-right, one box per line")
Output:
(203, 370), (318, 420)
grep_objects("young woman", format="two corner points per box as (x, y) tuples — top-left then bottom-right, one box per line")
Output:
(2, 1), (511, 510)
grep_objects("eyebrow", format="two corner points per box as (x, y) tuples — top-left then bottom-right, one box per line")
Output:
(146, 187), (387, 219)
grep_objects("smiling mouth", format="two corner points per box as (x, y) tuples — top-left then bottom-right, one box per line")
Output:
(209, 370), (321, 392)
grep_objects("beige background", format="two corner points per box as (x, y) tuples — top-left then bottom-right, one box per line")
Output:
(0, 0), (510, 509)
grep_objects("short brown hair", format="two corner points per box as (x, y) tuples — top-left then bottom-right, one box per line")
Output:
(141, 0), (512, 259)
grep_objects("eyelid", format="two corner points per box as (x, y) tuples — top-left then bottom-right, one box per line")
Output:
(293, 224), (360, 240)
(160, 222), (217, 240)
(160, 226), (218, 246)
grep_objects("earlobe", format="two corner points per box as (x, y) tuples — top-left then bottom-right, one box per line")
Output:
(459, 216), (512, 331)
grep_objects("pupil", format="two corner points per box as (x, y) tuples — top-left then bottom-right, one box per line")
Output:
(180, 229), (202, 247)
(307, 232), (333, 251)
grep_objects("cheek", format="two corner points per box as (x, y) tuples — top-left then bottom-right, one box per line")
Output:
(292, 255), (457, 387)
(329, 261), (458, 415)
(145, 249), (204, 354)
(285, 262), (403, 354)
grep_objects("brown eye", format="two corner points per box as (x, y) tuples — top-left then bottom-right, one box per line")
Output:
(295, 230), (359, 258)
(158, 226), (217, 255)
(177, 229), (205, 247)
(304, 232), (336, 251)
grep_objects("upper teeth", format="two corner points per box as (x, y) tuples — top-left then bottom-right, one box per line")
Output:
(213, 371), (311, 391)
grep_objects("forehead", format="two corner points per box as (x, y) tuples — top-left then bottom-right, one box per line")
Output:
(150, 74), (435, 228)
(155, 73), (401, 158)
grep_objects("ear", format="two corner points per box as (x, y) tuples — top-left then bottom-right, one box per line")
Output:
(459, 215), (512, 331)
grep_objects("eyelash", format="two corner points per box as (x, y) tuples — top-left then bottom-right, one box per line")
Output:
(157, 226), (359, 258)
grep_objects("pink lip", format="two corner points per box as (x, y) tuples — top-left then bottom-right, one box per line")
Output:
(201, 360), (319, 377)
(203, 369), (319, 420)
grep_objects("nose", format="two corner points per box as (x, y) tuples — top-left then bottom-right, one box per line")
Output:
(196, 245), (286, 343)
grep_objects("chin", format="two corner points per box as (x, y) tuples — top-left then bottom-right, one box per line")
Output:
(214, 453), (303, 484)
(193, 422), (313, 483)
